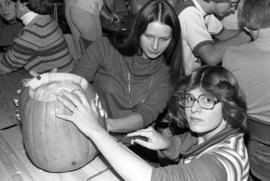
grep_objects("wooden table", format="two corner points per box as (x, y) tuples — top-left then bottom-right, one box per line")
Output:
(0, 69), (122, 181)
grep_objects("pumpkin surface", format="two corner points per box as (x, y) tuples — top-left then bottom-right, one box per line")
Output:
(19, 73), (106, 172)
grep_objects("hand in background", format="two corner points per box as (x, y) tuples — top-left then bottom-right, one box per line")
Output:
(111, 12), (121, 23)
(127, 126), (171, 151)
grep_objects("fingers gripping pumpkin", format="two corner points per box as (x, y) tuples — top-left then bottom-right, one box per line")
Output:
(19, 73), (106, 172)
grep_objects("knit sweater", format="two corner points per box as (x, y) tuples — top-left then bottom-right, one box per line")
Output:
(152, 127), (249, 181)
(0, 15), (74, 74)
(73, 37), (171, 126)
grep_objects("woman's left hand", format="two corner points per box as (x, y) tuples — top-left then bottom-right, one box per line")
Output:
(56, 90), (106, 137)
(127, 127), (171, 151)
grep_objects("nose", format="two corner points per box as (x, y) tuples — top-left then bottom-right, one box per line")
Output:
(152, 38), (159, 50)
(191, 100), (201, 113)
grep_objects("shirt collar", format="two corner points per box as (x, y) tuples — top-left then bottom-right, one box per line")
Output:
(21, 11), (38, 25)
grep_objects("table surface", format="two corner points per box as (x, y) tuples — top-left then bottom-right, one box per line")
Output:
(0, 69), (122, 181)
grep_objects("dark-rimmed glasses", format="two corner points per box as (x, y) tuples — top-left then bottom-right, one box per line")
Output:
(179, 93), (220, 110)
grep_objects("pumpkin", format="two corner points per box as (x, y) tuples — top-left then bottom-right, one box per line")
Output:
(19, 73), (106, 172)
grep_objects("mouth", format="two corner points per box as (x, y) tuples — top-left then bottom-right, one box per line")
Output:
(148, 50), (160, 55)
(189, 117), (202, 123)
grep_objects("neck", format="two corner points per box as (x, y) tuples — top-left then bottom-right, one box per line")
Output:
(6, 18), (17, 24)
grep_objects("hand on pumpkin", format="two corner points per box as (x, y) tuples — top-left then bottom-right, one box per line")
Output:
(127, 126), (171, 151)
(56, 90), (106, 137)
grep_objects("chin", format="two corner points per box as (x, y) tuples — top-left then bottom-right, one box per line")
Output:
(189, 125), (202, 133)
(6, 18), (15, 22)
(189, 122), (209, 133)
(145, 54), (161, 60)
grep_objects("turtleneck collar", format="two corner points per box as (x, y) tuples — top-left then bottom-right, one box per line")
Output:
(126, 55), (165, 78)
(21, 11), (39, 25)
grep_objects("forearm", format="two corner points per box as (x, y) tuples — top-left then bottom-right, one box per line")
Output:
(214, 29), (241, 41)
(107, 113), (144, 133)
(56, 91), (152, 181)
(88, 129), (153, 181)
(199, 31), (251, 65)
(215, 31), (251, 49)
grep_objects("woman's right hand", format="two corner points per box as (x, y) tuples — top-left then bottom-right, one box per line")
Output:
(127, 127), (171, 151)
(56, 90), (106, 137)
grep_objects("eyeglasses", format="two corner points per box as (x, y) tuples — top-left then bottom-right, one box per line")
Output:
(179, 93), (220, 110)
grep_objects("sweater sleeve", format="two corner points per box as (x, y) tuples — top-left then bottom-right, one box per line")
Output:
(151, 154), (227, 181)
(0, 30), (37, 74)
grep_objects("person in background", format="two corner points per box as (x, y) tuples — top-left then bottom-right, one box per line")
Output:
(0, 0), (74, 75)
(56, 66), (249, 181)
(65, 0), (120, 61)
(128, 0), (151, 15)
(0, 0), (23, 52)
(221, 9), (239, 30)
(223, 0), (270, 180)
(72, 0), (183, 133)
(174, 0), (250, 75)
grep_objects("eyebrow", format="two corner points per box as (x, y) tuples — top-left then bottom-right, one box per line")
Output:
(144, 32), (172, 39)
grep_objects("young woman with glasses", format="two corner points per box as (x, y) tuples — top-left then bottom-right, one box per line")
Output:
(56, 66), (249, 181)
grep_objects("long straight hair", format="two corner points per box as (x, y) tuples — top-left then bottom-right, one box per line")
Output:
(110, 0), (184, 85)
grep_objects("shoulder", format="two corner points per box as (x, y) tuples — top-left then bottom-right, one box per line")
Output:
(223, 44), (251, 66)
(20, 16), (58, 36)
(90, 37), (114, 50)
(26, 15), (55, 29)
(179, 6), (206, 31)
(178, 2), (202, 20)
(174, 1), (196, 15)
(215, 133), (247, 155)
(86, 37), (121, 60)
(209, 134), (249, 180)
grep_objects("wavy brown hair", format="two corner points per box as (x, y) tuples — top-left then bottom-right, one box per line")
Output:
(168, 66), (247, 133)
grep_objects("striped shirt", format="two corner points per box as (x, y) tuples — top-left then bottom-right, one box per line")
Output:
(0, 15), (74, 74)
(152, 129), (249, 181)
